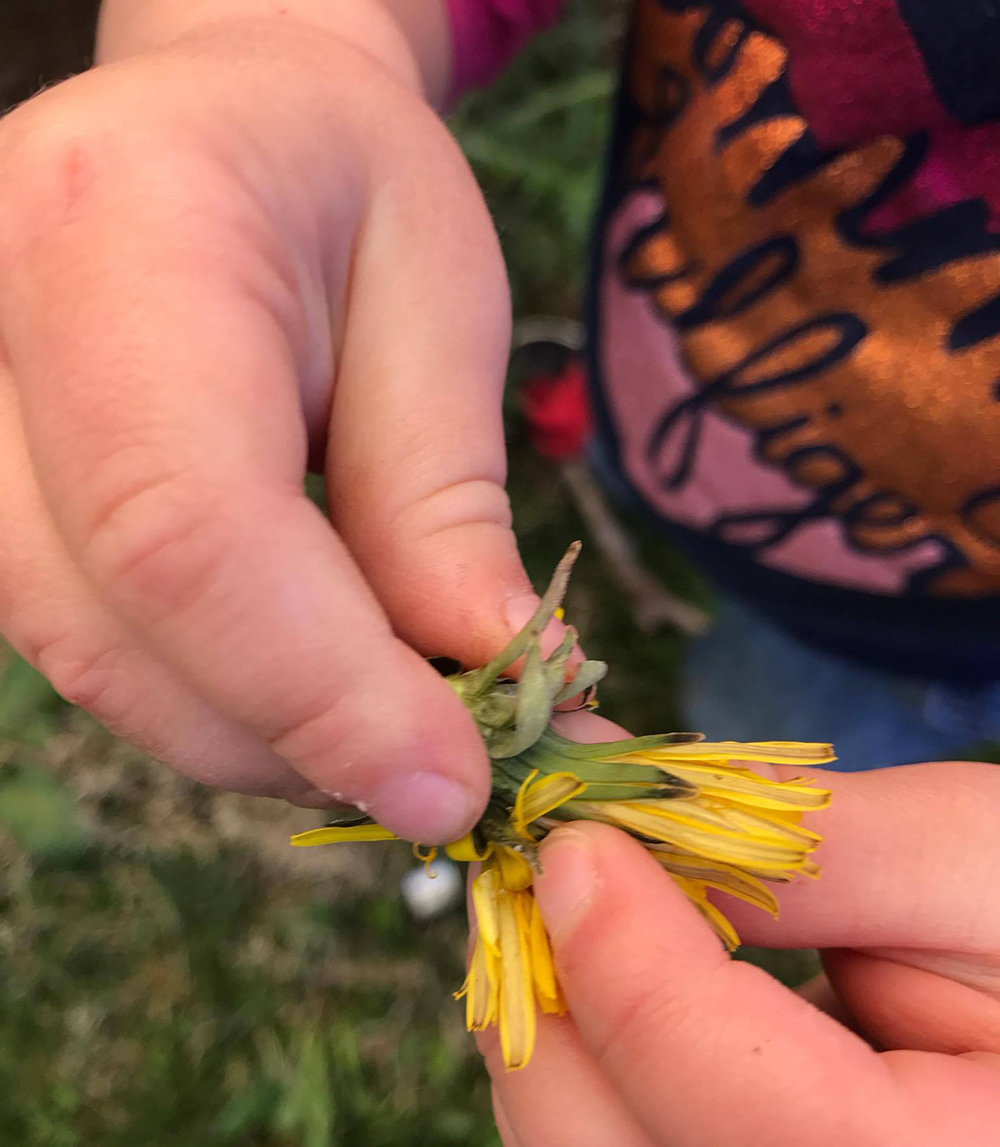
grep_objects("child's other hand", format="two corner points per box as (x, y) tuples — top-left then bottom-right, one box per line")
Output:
(0, 16), (530, 842)
(487, 753), (1000, 1146)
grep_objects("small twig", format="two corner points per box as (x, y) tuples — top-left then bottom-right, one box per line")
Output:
(560, 460), (711, 637)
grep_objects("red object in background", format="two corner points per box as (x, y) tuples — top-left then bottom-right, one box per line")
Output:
(520, 359), (593, 461)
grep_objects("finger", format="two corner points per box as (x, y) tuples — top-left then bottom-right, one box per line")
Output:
(545, 725), (1000, 1066)
(822, 948), (1000, 1056)
(535, 821), (917, 1146)
(0, 379), (324, 800)
(480, 1018), (654, 1147)
(324, 99), (541, 665)
(468, 834), (651, 1147)
(879, 1050), (1000, 1147)
(491, 1088), (524, 1147)
(794, 971), (860, 1029)
(548, 734), (1000, 958)
(718, 762), (1000, 954)
(0, 98), (488, 842)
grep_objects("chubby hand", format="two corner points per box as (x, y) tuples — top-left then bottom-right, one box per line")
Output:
(485, 751), (1000, 1147)
(0, 19), (532, 841)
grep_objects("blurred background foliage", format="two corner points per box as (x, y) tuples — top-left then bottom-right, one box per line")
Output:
(0, 3), (805, 1144)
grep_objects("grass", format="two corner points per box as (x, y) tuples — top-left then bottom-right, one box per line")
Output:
(450, 0), (625, 317)
(0, 5), (814, 1144)
(0, 687), (497, 1146)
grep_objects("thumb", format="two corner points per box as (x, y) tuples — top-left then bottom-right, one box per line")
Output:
(533, 822), (913, 1147)
(324, 113), (539, 666)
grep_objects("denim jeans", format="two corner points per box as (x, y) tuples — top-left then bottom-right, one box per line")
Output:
(683, 598), (1000, 772)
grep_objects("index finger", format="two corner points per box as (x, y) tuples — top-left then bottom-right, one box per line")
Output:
(723, 761), (1000, 953)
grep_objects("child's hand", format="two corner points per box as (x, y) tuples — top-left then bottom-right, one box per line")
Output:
(0, 12), (531, 842)
(486, 755), (1000, 1146)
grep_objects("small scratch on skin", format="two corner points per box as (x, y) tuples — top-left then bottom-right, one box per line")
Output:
(59, 139), (99, 221)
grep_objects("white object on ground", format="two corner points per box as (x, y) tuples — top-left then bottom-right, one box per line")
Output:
(400, 858), (464, 920)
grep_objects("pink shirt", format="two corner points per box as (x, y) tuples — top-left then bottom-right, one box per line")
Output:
(445, 0), (1000, 678)
(444, 0), (561, 94)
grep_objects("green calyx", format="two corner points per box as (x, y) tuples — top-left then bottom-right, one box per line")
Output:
(447, 543), (607, 759)
(316, 545), (699, 843)
(448, 545), (699, 822)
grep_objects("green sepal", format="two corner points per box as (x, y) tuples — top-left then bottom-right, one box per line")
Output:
(477, 798), (541, 858)
(458, 542), (581, 697)
(519, 754), (693, 791)
(489, 642), (552, 758)
(484, 765), (527, 810)
(321, 811), (380, 829)
(552, 659), (607, 706)
(493, 732), (697, 794)
(545, 630), (576, 699)
(530, 728), (704, 760)
(560, 780), (693, 803)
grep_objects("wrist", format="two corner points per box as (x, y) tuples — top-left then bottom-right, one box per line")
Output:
(96, 0), (451, 106)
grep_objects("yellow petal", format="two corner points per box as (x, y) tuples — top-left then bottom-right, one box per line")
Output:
(657, 763), (831, 810)
(290, 824), (398, 846)
(514, 771), (588, 834)
(670, 875), (741, 950)
(682, 801), (821, 845)
(472, 867), (501, 955)
(445, 834), (495, 862)
(579, 802), (815, 872)
(412, 843), (438, 870)
(525, 894), (564, 1014)
(498, 890), (537, 1071)
(455, 932), (500, 1031)
(512, 769), (540, 836)
(619, 740), (835, 766)
(648, 847), (779, 916)
(494, 846), (535, 891)
(628, 797), (820, 848)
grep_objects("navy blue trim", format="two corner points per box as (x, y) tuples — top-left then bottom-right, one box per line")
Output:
(896, 0), (1000, 125)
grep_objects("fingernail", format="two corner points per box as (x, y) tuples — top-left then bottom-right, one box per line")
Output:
(291, 788), (341, 810)
(369, 771), (482, 844)
(504, 593), (571, 657)
(535, 827), (597, 945)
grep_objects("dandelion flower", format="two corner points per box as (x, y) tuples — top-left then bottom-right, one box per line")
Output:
(291, 545), (833, 1069)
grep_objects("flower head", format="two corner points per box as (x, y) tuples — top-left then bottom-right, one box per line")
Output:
(291, 546), (833, 1069)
